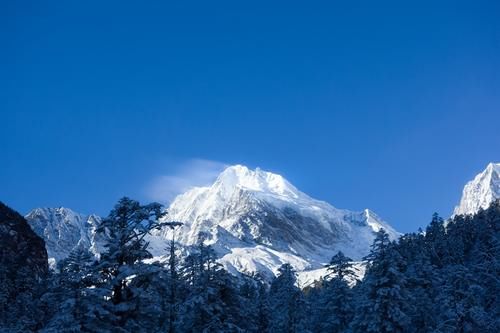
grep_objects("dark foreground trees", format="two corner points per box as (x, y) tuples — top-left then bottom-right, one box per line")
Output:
(1, 199), (499, 332)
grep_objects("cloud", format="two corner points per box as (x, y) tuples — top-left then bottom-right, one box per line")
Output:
(146, 159), (228, 203)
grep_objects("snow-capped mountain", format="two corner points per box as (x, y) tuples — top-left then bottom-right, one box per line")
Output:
(453, 162), (500, 217)
(25, 207), (103, 266)
(25, 165), (399, 280)
(155, 165), (399, 279)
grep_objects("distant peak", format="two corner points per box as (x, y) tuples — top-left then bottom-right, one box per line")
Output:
(30, 207), (77, 215)
(486, 162), (500, 173)
(453, 162), (500, 216)
(25, 207), (87, 223)
(476, 162), (499, 186)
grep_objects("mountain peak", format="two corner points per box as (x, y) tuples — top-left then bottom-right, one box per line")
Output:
(26, 207), (80, 221)
(25, 207), (102, 264)
(161, 163), (400, 278)
(486, 162), (500, 173)
(213, 165), (300, 199)
(453, 162), (500, 216)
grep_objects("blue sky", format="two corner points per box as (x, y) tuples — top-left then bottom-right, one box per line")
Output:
(1, 1), (499, 232)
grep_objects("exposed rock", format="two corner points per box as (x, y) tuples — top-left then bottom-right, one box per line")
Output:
(0, 202), (48, 280)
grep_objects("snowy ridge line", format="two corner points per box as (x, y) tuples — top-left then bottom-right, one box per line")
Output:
(26, 164), (401, 282)
(453, 162), (500, 217)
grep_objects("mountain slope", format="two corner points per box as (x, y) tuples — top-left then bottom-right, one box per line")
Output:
(0, 202), (48, 280)
(25, 207), (103, 266)
(25, 165), (399, 279)
(453, 162), (500, 216)
(156, 165), (399, 278)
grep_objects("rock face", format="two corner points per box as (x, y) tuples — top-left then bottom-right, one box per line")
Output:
(156, 165), (399, 278)
(454, 162), (500, 216)
(25, 207), (103, 266)
(0, 201), (48, 292)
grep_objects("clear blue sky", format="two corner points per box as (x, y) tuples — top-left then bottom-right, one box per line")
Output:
(1, 1), (499, 232)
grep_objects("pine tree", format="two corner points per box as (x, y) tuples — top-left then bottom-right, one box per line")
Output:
(177, 235), (245, 332)
(425, 213), (449, 267)
(398, 233), (438, 332)
(434, 264), (491, 333)
(255, 279), (271, 333)
(363, 228), (392, 263)
(93, 197), (166, 331)
(326, 250), (357, 282)
(313, 251), (356, 332)
(40, 246), (102, 332)
(351, 230), (413, 333)
(164, 221), (183, 333)
(123, 261), (176, 332)
(430, 202), (500, 333)
(268, 264), (308, 333)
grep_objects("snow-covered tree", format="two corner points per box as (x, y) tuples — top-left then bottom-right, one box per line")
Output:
(268, 264), (309, 333)
(351, 230), (413, 333)
(177, 235), (246, 332)
(433, 264), (492, 333)
(92, 197), (166, 331)
(397, 233), (438, 332)
(326, 250), (357, 282)
(425, 213), (453, 268)
(40, 246), (103, 332)
(254, 278), (271, 333)
(363, 228), (392, 263)
(312, 251), (356, 332)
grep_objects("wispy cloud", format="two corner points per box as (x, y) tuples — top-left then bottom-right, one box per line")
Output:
(146, 159), (228, 203)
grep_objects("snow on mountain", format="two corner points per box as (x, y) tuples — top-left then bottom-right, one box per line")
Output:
(453, 162), (500, 217)
(24, 163), (500, 283)
(25, 207), (103, 267)
(155, 165), (400, 279)
(296, 262), (366, 288)
(25, 165), (400, 281)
